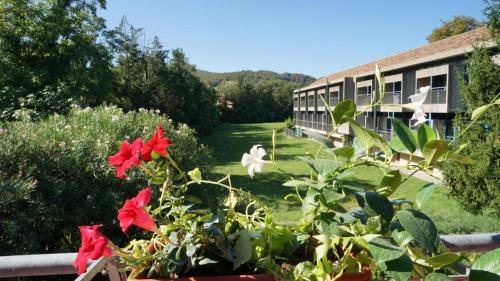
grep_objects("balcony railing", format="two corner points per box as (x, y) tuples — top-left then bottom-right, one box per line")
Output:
(307, 100), (315, 109)
(356, 94), (372, 106)
(382, 91), (402, 105)
(3, 234), (497, 280)
(424, 87), (447, 104)
(329, 97), (339, 106)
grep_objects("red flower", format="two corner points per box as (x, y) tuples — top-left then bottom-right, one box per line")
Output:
(141, 126), (173, 161)
(118, 187), (157, 233)
(73, 225), (112, 275)
(108, 138), (143, 179)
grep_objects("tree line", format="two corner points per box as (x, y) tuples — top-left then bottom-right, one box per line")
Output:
(0, 0), (314, 133)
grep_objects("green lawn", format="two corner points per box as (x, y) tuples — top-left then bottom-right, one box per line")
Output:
(202, 122), (500, 234)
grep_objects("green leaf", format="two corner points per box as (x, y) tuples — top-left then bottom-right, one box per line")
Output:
(446, 153), (474, 164)
(380, 254), (413, 281)
(425, 273), (453, 281)
(366, 216), (382, 233)
(232, 230), (253, 269)
(322, 188), (345, 204)
(416, 183), (436, 209)
(332, 100), (356, 124)
(317, 221), (345, 236)
(313, 159), (343, 175)
(378, 170), (402, 196)
(355, 191), (394, 224)
(471, 104), (491, 121)
(392, 118), (417, 153)
(389, 135), (408, 153)
(423, 140), (449, 166)
(366, 129), (393, 158)
(391, 230), (413, 247)
(302, 187), (320, 221)
(470, 248), (500, 281)
(397, 209), (440, 253)
(187, 168), (202, 184)
(426, 252), (462, 269)
(331, 146), (355, 161)
(306, 131), (335, 148)
(347, 118), (374, 152)
(417, 123), (437, 150)
(368, 237), (405, 263)
(283, 180), (310, 188)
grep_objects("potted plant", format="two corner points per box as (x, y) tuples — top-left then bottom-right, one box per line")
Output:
(72, 66), (499, 281)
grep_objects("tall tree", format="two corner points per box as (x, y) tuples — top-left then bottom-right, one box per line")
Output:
(0, 0), (113, 119)
(110, 19), (217, 134)
(426, 15), (484, 42)
(441, 8), (500, 216)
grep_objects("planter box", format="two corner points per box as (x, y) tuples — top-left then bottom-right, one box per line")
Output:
(131, 272), (371, 281)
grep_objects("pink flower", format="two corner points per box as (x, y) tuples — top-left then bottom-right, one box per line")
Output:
(73, 225), (112, 275)
(118, 188), (157, 233)
(108, 138), (143, 179)
(141, 126), (173, 161)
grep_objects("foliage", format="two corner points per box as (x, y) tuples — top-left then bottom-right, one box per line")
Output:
(0, 0), (113, 120)
(0, 106), (211, 255)
(109, 18), (218, 134)
(426, 15), (484, 42)
(69, 66), (500, 281)
(197, 70), (315, 88)
(484, 0), (500, 44)
(216, 79), (302, 123)
(284, 117), (294, 129)
(441, 47), (500, 215)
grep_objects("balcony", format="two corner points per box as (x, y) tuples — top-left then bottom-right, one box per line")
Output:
(380, 91), (402, 112)
(382, 91), (402, 105)
(424, 87), (447, 104)
(299, 98), (306, 111)
(356, 94), (372, 106)
(307, 100), (315, 110)
(329, 97), (339, 107)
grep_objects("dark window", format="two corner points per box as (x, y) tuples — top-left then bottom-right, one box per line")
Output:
(394, 81), (402, 92)
(385, 83), (394, 93)
(431, 74), (447, 88)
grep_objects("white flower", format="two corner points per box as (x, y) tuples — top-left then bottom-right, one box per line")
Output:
(407, 86), (430, 127)
(241, 145), (267, 178)
(411, 105), (427, 127)
(408, 86), (430, 105)
(111, 115), (119, 122)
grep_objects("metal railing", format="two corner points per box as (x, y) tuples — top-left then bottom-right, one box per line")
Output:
(382, 91), (401, 105)
(307, 100), (315, 109)
(424, 87), (447, 104)
(0, 233), (498, 280)
(356, 94), (372, 106)
(0, 253), (126, 280)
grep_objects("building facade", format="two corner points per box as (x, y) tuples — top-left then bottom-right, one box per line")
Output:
(293, 27), (497, 160)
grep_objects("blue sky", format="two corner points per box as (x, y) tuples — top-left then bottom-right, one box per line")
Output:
(100, 1), (486, 78)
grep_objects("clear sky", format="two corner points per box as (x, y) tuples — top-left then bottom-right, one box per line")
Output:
(100, 0), (486, 78)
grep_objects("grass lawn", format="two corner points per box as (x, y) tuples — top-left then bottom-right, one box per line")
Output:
(201, 122), (500, 234)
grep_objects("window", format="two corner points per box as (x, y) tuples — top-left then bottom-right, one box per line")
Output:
(431, 75), (447, 88)
(394, 81), (402, 92)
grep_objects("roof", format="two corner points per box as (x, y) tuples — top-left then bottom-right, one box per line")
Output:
(299, 27), (493, 91)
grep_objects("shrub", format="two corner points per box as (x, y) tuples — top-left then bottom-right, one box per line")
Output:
(441, 47), (500, 215)
(284, 116), (294, 129)
(0, 106), (211, 255)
